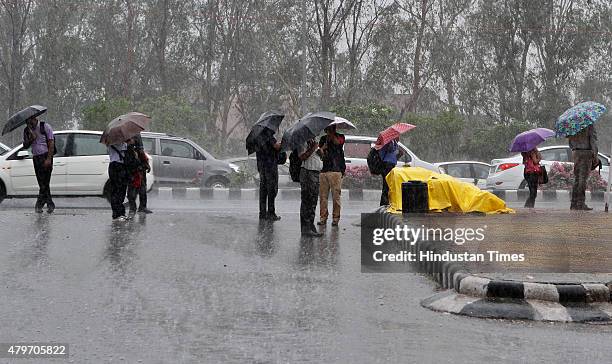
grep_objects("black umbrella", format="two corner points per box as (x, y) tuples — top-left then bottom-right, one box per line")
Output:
(246, 110), (285, 154)
(280, 111), (335, 151)
(2, 105), (47, 135)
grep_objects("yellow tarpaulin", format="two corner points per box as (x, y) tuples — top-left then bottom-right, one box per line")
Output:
(386, 167), (514, 214)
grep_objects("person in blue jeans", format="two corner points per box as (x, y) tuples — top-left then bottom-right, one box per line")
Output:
(378, 138), (403, 206)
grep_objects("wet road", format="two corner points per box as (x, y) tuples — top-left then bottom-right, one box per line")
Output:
(0, 198), (611, 363)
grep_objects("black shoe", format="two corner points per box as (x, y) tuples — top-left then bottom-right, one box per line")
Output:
(138, 208), (153, 214)
(580, 205), (593, 211)
(47, 204), (55, 213)
(35, 206), (43, 213)
(302, 230), (323, 237)
(259, 213), (268, 220)
(331, 221), (339, 227)
(317, 221), (327, 226)
(268, 214), (281, 221)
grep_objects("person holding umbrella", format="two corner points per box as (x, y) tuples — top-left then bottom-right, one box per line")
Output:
(23, 115), (56, 213)
(555, 102), (607, 211)
(247, 111), (285, 221)
(374, 123), (415, 206)
(509, 128), (554, 208)
(281, 111), (334, 237)
(100, 112), (151, 221)
(3, 105), (56, 213)
(317, 117), (354, 226)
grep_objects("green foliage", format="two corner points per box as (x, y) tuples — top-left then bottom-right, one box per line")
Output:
(404, 110), (466, 163)
(461, 120), (533, 162)
(330, 103), (396, 136)
(80, 95), (219, 155)
(228, 169), (256, 188)
(81, 97), (132, 132)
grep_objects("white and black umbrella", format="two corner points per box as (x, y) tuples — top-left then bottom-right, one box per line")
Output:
(280, 111), (335, 151)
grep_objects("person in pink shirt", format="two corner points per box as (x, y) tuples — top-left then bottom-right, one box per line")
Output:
(521, 148), (542, 208)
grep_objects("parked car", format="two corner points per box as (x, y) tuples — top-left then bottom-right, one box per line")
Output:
(435, 161), (490, 189)
(225, 156), (298, 188)
(140, 132), (238, 188)
(342, 135), (441, 173)
(486, 145), (610, 190)
(0, 130), (154, 203)
(0, 142), (9, 156)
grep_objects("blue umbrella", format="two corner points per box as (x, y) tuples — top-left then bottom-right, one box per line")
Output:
(555, 101), (607, 137)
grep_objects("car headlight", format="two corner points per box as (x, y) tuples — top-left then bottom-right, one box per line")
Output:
(229, 163), (240, 173)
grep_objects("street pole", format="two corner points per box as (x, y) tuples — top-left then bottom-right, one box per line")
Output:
(606, 143), (612, 212)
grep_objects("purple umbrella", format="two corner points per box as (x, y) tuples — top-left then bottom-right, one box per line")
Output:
(509, 128), (555, 152)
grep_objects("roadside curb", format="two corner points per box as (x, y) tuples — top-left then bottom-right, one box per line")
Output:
(150, 187), (382, 201)
(421, 290), (612, 323)
(489, 189), (606, 203)
(380, 211), (612, 304)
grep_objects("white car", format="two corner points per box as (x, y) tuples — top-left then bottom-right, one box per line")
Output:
(0, 142), (9, 155)
(435, 161), (490, 189)
(486, 145), (610, 190)
(342, 135), (441, 173)
(0, 130), (154, 203)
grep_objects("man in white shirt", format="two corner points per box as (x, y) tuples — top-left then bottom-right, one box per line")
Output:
(298, 138), (323, 237)
(107, 142), (128, 221)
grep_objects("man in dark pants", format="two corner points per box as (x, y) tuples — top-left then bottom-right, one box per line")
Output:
(256, 128), (281, 220)
(127, 135), (152, 214)
(569, 125), (598, 210)
(107, 142), (129, 221)
(377, 138), (403, 206)
(299, 138), (323, 237)
(23, 117), (55, 213)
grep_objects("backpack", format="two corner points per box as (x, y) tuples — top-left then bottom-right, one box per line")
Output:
(289, 149), (302, 182)
(367, 147), (385, 175)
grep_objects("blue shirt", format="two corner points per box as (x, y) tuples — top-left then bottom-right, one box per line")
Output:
(379, 141), (399, 165)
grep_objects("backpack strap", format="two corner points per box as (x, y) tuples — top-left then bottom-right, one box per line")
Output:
(110, 145), (125, 161)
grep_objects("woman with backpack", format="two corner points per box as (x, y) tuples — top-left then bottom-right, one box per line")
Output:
(376, 137), (403, 206)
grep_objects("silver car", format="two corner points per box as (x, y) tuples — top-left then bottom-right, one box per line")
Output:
(225, 156), (298, 188)
(141, 132), (237, 188)
(435, 161), (490, 189)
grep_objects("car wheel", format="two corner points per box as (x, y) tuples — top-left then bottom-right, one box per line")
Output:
(0, 180), (5, 204)
(518, 179), (527, 190)
(205, 176), (229, 189)
(103, 181), (112, 203)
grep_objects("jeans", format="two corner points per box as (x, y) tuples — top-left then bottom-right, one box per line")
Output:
(259, 167), (279, 216)
(524, 172), (539, 208)
(109, 162), (128, 219)
(571, 150), (592, 208)
(380, 163), (396, 206)
(127, 171), (147, 212)
(33, 154), (54, 209)
(300, 168), (320, 232)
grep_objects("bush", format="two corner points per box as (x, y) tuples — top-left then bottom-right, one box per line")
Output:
(542, 162), (607, 191)
(343, 165), (380, 189)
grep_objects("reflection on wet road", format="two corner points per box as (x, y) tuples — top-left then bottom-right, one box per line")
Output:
(1, 199), (611, 363)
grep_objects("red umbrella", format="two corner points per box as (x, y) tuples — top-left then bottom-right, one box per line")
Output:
(373, 123), (416, 150)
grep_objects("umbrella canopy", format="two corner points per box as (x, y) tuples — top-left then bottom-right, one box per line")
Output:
(555, 101), (607, 138)
(2, 105), (47, 135)
(281, 111), (335, 151)
(246, 111), (285, 154)
(373, 123), (416, 150)
(328, 116), (356, 130)
(509, 128), (555, 152)
(100, 112), (151, 145)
